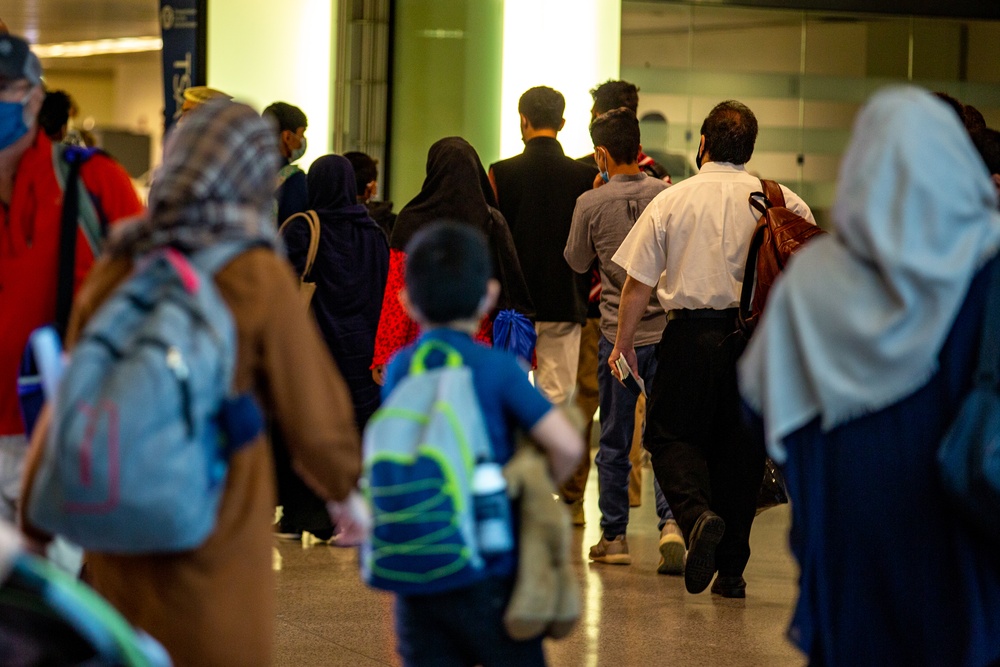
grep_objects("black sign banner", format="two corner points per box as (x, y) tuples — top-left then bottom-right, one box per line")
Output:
(159, 0), (207, 131)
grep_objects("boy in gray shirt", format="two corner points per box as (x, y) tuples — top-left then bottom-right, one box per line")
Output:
(564, 108), (683, 573)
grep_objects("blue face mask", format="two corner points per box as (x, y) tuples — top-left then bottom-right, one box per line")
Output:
(0, 92), (31, 152)
(290, 135), (307, 163)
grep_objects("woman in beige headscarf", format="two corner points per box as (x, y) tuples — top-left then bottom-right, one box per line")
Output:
(20, 100), (361, 666)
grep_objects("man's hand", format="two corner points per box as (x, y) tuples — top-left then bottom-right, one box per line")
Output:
(612, 275), (656, 382)
(608, 345), (638, 382)
(371, 364), (386, 386)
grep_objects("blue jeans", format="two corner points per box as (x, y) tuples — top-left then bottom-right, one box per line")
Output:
(596, 336), (673, 539)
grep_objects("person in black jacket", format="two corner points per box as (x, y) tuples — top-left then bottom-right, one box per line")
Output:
(489, 86), (597, 406)
(275, 154), (389, 541)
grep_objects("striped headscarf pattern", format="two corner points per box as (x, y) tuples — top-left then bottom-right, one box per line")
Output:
(108, 99), (283, 257)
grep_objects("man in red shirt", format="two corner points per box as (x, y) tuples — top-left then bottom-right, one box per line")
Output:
(0, 34), (143, 521)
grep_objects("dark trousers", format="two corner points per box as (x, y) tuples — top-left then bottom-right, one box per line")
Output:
(644, 316), (765, 577)
(271, 425), (334, 539)
(395, 577), (546, 667)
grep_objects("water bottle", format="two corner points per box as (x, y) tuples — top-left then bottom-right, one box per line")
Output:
(472, 462), (514, 555)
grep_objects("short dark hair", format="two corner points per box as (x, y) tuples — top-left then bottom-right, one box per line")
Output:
(38, 90), (72, 140)
(700, 100), (758, 165)
(590, 108), (640, 165)
(590, 80), (639, 115)
(405, 222), (492, 323)
(972, 128), (1000, 176)
(518, 86), (564, 131)
(344, 151), (378, 197)
(262, 101), (307, 133)
(933, 93), (988, 135)
(964, 105), (987, 133)
(933, 92), (965, 120)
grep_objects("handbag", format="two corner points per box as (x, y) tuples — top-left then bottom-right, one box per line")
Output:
(492, 310), (536, 364)
(937, 261), (1000, 547)
(278, 210), (321, 308)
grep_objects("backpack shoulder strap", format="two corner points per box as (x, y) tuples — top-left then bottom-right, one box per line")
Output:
(739, 222), (767, 325)
(409, 340), (464, 376)
(190, 240), (263, 278)
(53, 144), (108, 338)
(278, 210), (321, 281)
(52, 144), (106, 255)
(760, 179), (787, 209)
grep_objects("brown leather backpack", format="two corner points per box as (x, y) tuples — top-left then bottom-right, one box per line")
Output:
(738, 179), (826, 335)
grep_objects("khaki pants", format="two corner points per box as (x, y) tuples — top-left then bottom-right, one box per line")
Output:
(533, 321), (582, 405)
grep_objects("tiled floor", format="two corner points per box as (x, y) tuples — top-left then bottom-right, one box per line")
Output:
(272, 465), (804, 667)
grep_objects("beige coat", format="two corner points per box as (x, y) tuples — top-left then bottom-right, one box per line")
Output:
(21, 248), (362, 666)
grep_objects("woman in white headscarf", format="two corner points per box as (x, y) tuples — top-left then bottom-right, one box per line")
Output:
(739, 87), (1000, 667)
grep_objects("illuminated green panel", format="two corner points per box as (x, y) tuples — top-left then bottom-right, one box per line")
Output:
(389, 0), (503, 209)
(206, 0), (335, 171)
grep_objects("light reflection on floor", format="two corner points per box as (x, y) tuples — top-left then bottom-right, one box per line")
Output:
(272, 461), (804, 666)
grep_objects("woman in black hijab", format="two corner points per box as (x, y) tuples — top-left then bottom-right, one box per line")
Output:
(278, 153), (389, 538)
(372, 137), (532, 378)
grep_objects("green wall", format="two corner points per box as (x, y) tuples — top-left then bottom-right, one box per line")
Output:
(389, 0), (504, 208)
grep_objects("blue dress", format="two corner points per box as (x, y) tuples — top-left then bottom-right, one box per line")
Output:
(780, 260), (1000, 666)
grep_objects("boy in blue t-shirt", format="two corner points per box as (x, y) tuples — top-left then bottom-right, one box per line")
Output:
(382, 222), (583, 667)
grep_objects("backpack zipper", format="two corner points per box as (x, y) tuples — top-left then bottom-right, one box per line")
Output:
(163, 345), (195, 439)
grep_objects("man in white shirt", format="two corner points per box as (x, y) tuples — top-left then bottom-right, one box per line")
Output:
(610, 100), (814, 598)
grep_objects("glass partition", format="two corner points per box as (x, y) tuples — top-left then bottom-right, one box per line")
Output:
(622, 1), (1000, 226)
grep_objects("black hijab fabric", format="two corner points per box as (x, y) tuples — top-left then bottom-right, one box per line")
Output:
(390, 137), (496, 250)
(283, 154), (389, 428)
(389, 137), (533, 317)
(306, 154), (374, 226)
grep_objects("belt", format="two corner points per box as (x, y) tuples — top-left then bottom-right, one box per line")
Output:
(666, 308), (738, 321)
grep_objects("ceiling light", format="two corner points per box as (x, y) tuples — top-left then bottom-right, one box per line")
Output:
(33, 37), (162, 59)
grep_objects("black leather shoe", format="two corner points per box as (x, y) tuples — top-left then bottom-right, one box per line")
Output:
(684, 511), (726, 594)
(711, 575), (746, 598)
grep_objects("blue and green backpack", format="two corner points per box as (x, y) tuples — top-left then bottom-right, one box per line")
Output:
(361, 341), (492, 595)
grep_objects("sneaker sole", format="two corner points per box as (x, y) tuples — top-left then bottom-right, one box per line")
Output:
(684, 514), (726, 594)
(657, 536), (685, 575)
(590, 554), (632, 565)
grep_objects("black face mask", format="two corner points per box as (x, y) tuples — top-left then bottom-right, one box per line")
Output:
(696, 143), (705, 169)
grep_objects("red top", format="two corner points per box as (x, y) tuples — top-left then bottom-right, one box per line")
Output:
(0, 131), (143, 435)
(371, 249), (495, 368)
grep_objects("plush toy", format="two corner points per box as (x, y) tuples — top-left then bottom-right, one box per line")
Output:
(503, 418), (582, 640)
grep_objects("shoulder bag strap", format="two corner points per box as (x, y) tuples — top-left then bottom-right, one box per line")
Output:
(52, 145), (105, 256)
(54, 150), (83, 340)
(739, 221), (767, 322)
(278, 210), (321, 281)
